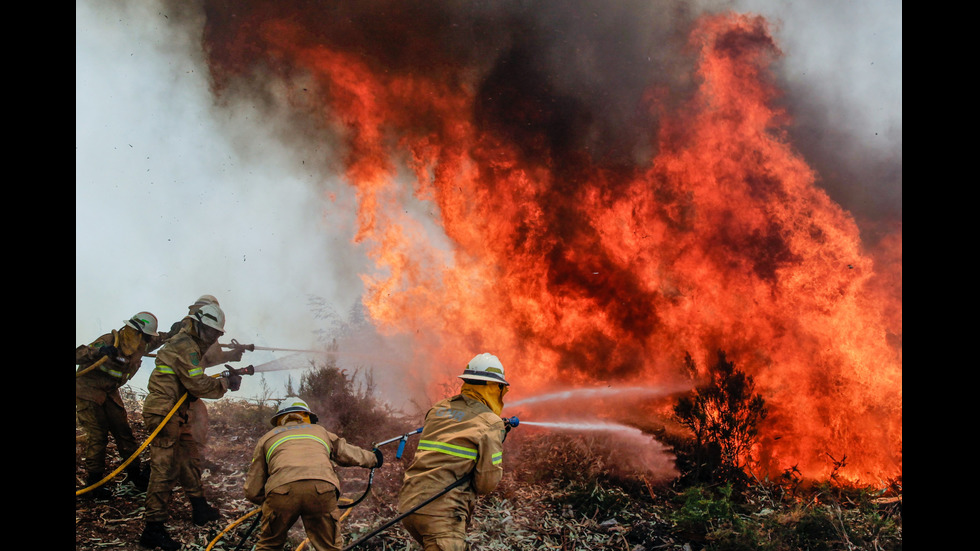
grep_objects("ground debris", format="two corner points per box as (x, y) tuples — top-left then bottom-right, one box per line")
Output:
(76, 393), (900, 551)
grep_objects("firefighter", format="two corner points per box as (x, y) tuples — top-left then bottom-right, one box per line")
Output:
(397, 353), (510, 551)
(75, 312), (159, 498)
(139, 303), (243, 550)
(244, 397), (384, 551)
(149, 294), (253, 486)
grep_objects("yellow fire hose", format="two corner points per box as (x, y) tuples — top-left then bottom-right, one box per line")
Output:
(78, 364), (357, 550)
(75, 391), (189, 496)
(75, 330), (119, 378)
(204, 507), (260, 551)
(76, 368), (247, 496)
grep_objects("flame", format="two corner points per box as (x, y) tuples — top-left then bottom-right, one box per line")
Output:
(202, 6), (901, 484)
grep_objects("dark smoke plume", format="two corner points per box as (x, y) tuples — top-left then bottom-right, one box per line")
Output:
(160, 0), (898, 236)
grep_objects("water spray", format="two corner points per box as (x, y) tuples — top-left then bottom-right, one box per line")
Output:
(518, 420), (645, 434)
(507, 384), (689, 408)
(220, 341), (323, 354)
(243, 349), (405, 374)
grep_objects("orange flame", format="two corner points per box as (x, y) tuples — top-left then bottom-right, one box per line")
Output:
(205, 9), (901, 484)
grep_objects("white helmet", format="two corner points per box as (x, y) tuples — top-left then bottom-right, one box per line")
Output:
(459, 353), (509, 385)
(125, 311), (159, 336)
(193, 303), (225, 333)
(188, 294), (219, 311)
(270, 397), (319, 426)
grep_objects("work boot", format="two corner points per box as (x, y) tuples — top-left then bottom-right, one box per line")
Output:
(190, 496), (221, 525)
(127, 462), (149, 492)
(139, 521), (181, 550)
(82, 472), (112, 500)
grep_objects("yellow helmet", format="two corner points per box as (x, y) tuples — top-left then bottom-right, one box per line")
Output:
(270, 397), (319, 426)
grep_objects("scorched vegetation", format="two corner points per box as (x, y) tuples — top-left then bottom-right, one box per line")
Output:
(76, 357), (901, 550)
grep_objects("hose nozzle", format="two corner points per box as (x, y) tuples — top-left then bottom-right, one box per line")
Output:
(503, 416), (519, 428)
(222, 364), (255, 377)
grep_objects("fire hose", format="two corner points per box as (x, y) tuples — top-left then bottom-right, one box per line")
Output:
(204, 506), (260, 551)
(75, 365), (255, 497)
(342, 471), (475, 550)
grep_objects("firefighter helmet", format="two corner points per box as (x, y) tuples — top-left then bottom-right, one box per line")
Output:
(459, 353), (509, 385)
(193, 303), (225, 333)
(270, 397), (319, 426)
(188, 294), (219, 311)
(125, 312), (159, 336)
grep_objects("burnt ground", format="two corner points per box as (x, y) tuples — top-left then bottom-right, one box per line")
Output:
(75, 391), (419, 551)
(74, 391), (681, 551)
(76, 391), (901, 551)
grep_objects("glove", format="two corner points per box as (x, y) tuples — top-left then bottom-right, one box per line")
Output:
(226, 373), (242, 391)
(372, 448), (384, 469)
(99, 345), (119, 358)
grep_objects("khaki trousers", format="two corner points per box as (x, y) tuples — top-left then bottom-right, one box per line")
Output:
(75, 395), (139, 475)
(143, 408), (204, 522)
(257, 479), (342, 551)
(402, 513), (468, 551)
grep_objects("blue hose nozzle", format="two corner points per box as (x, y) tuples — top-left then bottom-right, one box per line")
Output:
(503, 416), (519, 428)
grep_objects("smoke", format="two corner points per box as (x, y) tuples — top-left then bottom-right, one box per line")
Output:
(75, 0), (372, 396)
(723, 0), (902, 241)
(188, 0), (899, 229)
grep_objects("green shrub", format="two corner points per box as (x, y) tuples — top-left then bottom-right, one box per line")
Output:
(671, 483), (741, 539)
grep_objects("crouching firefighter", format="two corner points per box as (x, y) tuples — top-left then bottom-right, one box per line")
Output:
(397, 353), (511, 551)
(244, 397), (384, 551)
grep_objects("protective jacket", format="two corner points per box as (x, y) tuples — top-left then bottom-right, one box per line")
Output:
(76, 327), (148, 405)
(149, 317), (244, 367)
(397, 393), (505, 519)
(244, 419), (378, 504)
(143, 324), (230, 417)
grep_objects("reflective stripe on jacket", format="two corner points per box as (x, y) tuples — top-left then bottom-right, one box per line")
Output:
(142, 326), (228, 417)
(75, 329), (148, 405)
(397, 394), (505, 519)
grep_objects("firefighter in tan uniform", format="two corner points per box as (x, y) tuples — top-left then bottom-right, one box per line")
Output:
(150, 295), (253, 491)
(244, 397), (383, 551)
(76, 312), (159, 498)
(398, 353), (510, 551)
(139, 303), (243, 550)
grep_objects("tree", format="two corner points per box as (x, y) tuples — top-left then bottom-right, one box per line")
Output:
(673, 350), (767, 485)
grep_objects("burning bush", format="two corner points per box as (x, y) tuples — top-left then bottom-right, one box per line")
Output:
(672, 350), (767, 486)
